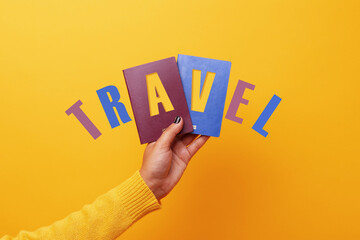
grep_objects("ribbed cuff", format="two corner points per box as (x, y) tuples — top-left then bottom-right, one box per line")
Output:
(117, 171), (161, 222)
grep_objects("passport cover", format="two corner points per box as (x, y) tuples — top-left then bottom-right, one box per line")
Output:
(177, 54), (231, 137)
(123, 57), (193, 144)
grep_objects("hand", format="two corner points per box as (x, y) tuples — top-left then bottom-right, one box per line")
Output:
(139, 116), (210, 200)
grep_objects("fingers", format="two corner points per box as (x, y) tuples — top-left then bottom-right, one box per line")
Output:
(187, 135), (210, 157)
(180, 133), (199, 146)
(156, 116), (184, 149)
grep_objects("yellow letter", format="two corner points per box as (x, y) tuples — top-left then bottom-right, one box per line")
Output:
(191, 69), (216, 112)
(146, 72), (174, 116)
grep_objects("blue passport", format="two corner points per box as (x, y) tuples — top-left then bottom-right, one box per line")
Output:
(177, 54), (231, 137)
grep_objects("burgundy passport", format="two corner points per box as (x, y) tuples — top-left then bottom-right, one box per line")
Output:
(123, 57), (193, 144)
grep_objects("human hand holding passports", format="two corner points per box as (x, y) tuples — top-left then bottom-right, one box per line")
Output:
(140, 116), (210, 200)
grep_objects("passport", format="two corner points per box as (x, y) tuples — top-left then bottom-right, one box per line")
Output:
(123, 57), (193, 144)
(177, 54), (231, 137)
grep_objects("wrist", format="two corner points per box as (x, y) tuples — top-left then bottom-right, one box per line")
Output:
(139, 169), (162, 201)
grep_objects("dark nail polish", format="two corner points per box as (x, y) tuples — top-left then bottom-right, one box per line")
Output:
(174, 116), (181, 124)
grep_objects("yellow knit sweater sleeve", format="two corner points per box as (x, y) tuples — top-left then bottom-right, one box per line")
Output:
(1, 171), (161, 240)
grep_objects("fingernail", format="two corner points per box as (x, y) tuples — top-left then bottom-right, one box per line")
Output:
(174, 116), (181, 124)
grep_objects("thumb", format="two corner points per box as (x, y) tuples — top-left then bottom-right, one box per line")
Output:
(156, 116), (183, 149)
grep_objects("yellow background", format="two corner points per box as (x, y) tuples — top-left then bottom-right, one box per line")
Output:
(1, 0), (359, 239)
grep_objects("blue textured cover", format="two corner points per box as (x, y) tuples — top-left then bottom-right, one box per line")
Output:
(177, 54), (231, 137)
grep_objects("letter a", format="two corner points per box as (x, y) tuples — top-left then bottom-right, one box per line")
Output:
(146, 72), (174, 116)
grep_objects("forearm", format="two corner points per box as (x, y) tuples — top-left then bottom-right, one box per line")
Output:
(1, 171), (160, 240)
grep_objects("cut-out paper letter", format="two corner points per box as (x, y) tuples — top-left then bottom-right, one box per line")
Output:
(146, 72), (175, 116)
(177, 54), (231, 137)
(96, 85), (132, 128)
(191, 70), (216, 112)
(123, 57), (193, 144)
(65, 100), (102, 140)
(225, 80), (255, 124)
(252, 94), (282, 137)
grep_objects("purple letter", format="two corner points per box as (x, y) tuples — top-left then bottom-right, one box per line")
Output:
(65, 100), (102, 140)
(225, 80), (255, 124)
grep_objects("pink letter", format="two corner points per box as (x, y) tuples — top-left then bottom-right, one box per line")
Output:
(65, 100), (102, 140)
(225, 80), (255, 124)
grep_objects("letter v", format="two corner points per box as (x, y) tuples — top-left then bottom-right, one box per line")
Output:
(191, 69), (215, 112)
